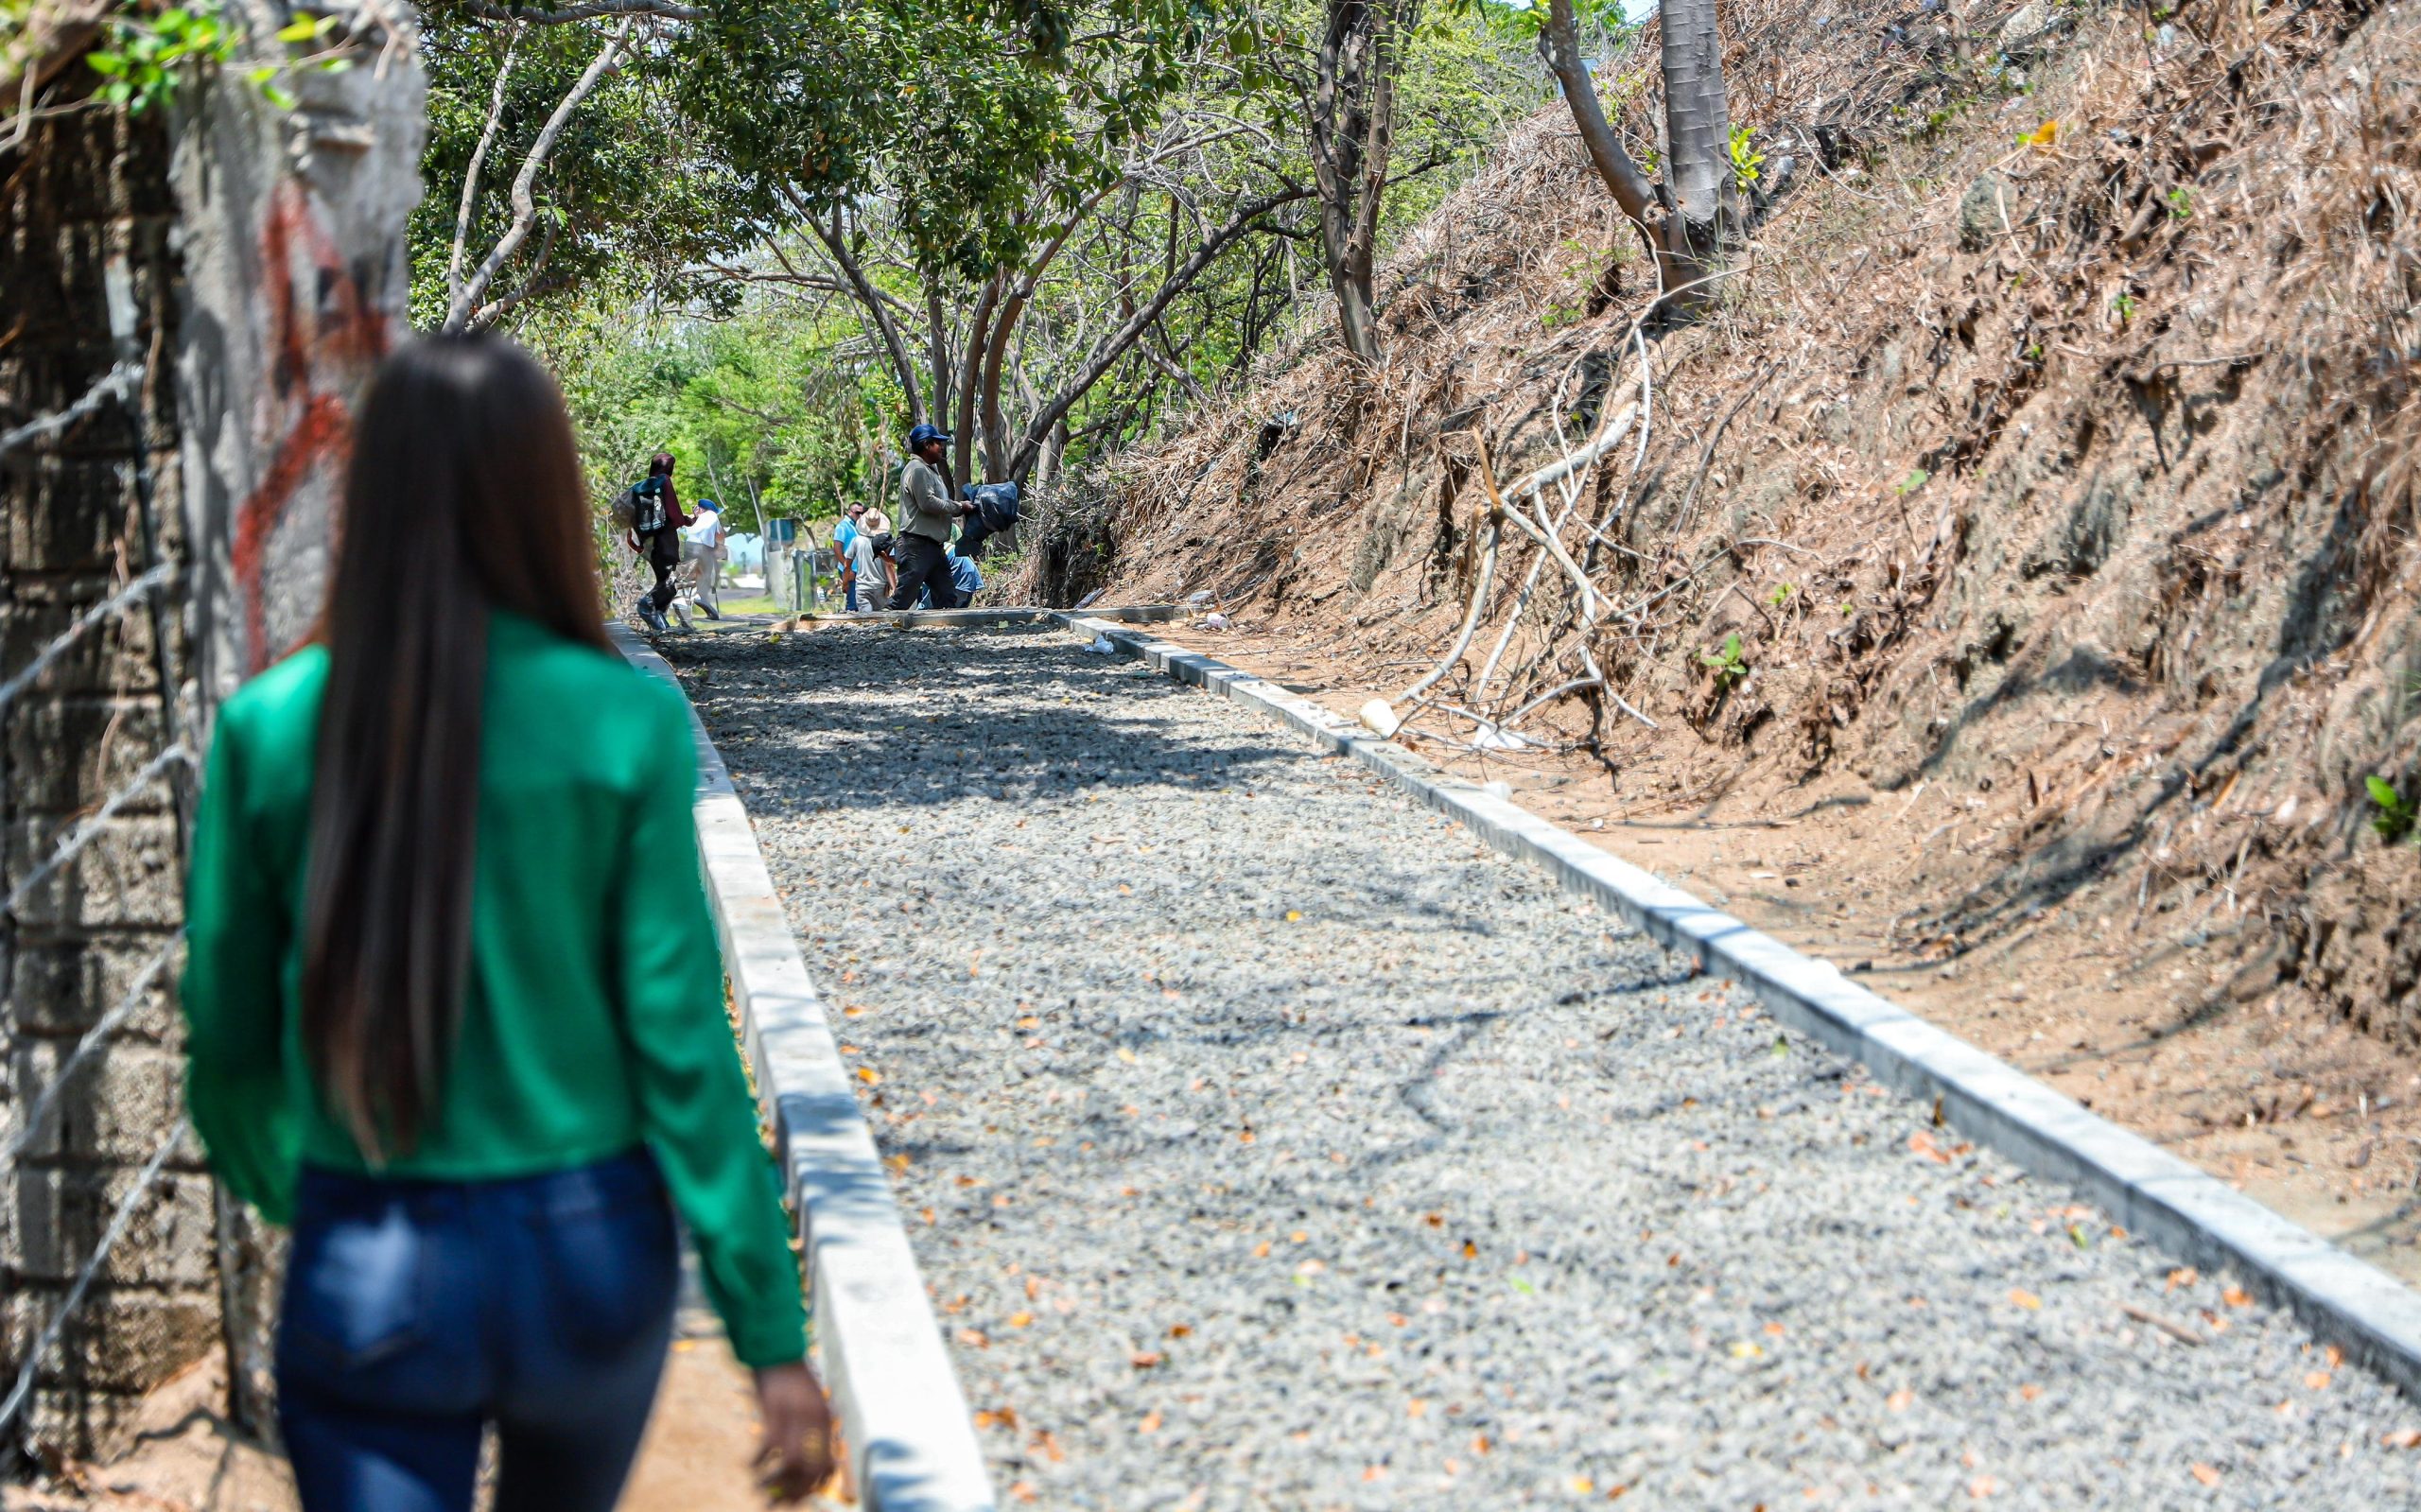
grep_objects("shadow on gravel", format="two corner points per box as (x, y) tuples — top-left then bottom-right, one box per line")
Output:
(668, 632), (1314, 818)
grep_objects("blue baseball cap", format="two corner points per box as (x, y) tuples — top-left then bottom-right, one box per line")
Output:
(907, 422), (952, 449)
(698, 498), (721, 512)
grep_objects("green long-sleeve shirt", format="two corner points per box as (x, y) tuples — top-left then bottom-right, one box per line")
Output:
(181, 611), (806, 1368)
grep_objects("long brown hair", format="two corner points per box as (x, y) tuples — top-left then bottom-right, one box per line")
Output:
(301, 334), (607, 1160)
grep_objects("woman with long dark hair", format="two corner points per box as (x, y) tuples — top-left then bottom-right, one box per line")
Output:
(182, 335), (834, 1510)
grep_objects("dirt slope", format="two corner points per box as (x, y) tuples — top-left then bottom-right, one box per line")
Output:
(1007, 0), (2421, 1267)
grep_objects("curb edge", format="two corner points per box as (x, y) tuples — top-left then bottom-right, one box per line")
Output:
(1056, 613), (2421, 1400)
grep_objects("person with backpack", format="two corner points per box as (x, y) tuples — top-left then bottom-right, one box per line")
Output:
(891, 423), (976, 611)
(181, 336), (835, 1512)
(621, 452), (690, 634)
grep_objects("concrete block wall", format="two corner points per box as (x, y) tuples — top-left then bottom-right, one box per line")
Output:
(0, 88), (211, 1462)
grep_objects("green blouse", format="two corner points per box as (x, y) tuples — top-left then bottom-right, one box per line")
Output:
(181, 611), (806, 1368)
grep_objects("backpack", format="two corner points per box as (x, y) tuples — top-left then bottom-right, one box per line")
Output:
(957, 481), (1020, 557)
(619, 476), (667, 538)
(964, 481), (1021, 534)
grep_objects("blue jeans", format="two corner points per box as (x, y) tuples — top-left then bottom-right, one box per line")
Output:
(276, 1150), (679, 1512)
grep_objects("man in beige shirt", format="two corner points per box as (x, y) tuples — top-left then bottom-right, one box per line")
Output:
(891, 423), (976, 610)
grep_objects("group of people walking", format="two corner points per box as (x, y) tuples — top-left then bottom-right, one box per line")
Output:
(625, 421), (992, 628)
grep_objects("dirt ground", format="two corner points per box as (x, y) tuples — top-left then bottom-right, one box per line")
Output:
(1141, 615), (2421, 1285)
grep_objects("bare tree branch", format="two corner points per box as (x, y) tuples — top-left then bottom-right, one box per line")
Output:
(1008, 182), (1316, 480)
(793, 194), (929, 427)
(466, 216), (559, 329)
(447, 21), (523, 308)
(461, 0), (699, 25)
(444, 17), (631, 334)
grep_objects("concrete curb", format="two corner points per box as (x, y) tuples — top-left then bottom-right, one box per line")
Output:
(780, 604), (1179, 631)
(1055, 613), (2421, 1399)
(615, 625), (996, 1512)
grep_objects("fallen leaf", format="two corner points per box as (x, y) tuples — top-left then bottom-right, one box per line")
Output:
(2009, 1288), (2042, 1311)
(1291, 1230), (1309, 1243)
(857, 1066), (881, 1085)
(1463, 1240), (1478, 1259)
(2307, 1371), (2333, 1391)
(1131, 1350), (1162, 1367)
(1407, 1399), (1428, 1417)
(1730, 1341), (1763, 1359)
(1764, 1321), (1785, 1337)
(2223, 1286), (2253, 1309)
(2190, 1464), (2221, 1487)
(1117, 1047), (1138, 1064)
(2167, 1267), (2199, 1292)
(2327, 1344), (2345, 1369)
(2384, 1429), (2421, 1450)
(1472, 1434), (1492, 1455)
(1887, 1389), (1915, 1414)
(1169, 1323), (1193, 1338)
(1252, 1241), (1271, 1259)
(1009, 1480), (1037, 1503)
(1570, 1477), (1594, 1494)
(1285, 910), (1302, 921)
(1009, 1311), (1034, 1328)
(1362, 1467), (1385, 1483)
(2019, 1383), (2042, 1402)
(1139, 1410), (1162, 1434)
(1969, 1474), (1999, 1498)
(958, 1329), (988, 1348)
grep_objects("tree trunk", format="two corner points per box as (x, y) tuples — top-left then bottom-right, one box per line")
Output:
(1307, 0), (1416, 363)
(1537, 0), (1660, 239)
(1657, 0), (1733, 291)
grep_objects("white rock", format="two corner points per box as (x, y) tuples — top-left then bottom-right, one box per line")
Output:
(1359, 699), (1402, 738)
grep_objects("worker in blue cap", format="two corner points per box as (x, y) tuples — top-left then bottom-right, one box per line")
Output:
(891, 423), (976, 611)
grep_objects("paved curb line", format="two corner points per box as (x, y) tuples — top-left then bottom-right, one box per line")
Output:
(780, 604), (1179, 631)
(616, 625), (997, 1512)
(1057, 614), (2421, 1399)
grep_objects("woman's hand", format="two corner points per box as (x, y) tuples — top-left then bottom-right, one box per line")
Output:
(752, 1361), (838, 1504)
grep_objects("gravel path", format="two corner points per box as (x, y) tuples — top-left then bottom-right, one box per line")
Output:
(669, 623), (2421, 1510)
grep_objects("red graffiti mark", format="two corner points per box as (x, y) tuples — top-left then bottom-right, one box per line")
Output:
(232, 393), (348, 671)
(233, 182), (392, 671)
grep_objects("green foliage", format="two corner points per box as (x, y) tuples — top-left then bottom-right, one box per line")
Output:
(83, 2), (239, 113)
(537, 290), (903, 542)
(1699, 633), (1749, 687)
(1767, 582), (1793, 608)
(1728, 123), (1763, 186)
(2369, 775), (2415, 843)
(1895, 466), (1930, 495)
(2165, 186), (2193, 222)
(2111, 290), (2137, 322)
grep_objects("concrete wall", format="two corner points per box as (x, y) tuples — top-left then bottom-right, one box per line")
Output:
(0, 78), (219, 1467)
(0, 3), (422, 1463)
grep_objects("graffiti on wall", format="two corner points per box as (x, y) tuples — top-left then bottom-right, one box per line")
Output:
(228, 180), (392, 673)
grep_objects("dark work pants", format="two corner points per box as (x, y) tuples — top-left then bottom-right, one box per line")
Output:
(275, 1151), (679, 1512)
(644, 530), (680, 613)
(889, 534), (960, 611)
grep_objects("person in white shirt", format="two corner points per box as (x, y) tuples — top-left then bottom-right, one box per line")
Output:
(679, 499), (725, 621)
(846, 525), (893, 613)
